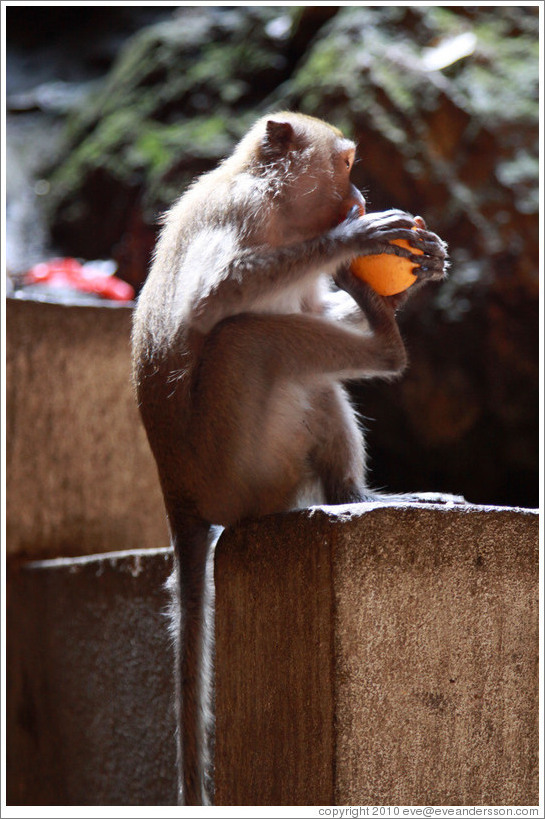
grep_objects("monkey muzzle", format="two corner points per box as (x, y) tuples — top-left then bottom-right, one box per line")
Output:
(345, 185), (366, 219)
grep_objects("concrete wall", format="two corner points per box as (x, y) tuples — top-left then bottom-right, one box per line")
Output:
(7, 548), (177, 806)
(5, 298), (539, 807)
(6, 297), (168, 557)
(215, 503), (539, 807)
(8, 504), (538, 806)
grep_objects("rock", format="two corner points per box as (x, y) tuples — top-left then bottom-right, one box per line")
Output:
(46, 6), (298, 286)
(38, 5), (538, 508)
(279, 5), (539, 507)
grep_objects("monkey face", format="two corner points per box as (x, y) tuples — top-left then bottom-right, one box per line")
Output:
(264, 116), (366, 239)
(284, 155), (366, 240)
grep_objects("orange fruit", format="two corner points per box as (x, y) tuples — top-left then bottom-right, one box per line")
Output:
(350, 227), (423, 296)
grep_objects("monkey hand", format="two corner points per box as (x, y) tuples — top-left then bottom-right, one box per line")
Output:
(381, 217), (449, 306)
(408, 216), (449, 284)
(333, 209), (448, 281)
(332, 209), (422, 262)
(334, 263), (398, 324)
(385, 222), (449, 298)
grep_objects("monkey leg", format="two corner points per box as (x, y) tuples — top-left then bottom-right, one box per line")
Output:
(184, 310), (404, 522)
(307, 383), (368, 504)
(306, 387), (465, 506)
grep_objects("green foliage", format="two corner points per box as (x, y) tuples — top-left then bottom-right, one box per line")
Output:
(48, 4), (539, 260)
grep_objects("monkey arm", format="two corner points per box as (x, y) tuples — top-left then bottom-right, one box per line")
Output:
(202, 273), (408, 385)
(187, 211), (425, 333)
(321, 281), (369, 328)
(327, 219), (448, 321)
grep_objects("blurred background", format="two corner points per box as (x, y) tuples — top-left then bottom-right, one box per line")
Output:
(6, 4), (540, 509)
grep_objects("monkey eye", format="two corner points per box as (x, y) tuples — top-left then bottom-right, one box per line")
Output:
(343, 152), (355, 171)
(338, 148), (355, 172)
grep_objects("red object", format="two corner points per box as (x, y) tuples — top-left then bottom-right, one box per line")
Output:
(25, 258), (135, 302)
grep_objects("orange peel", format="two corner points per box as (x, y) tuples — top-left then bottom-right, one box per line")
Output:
(350, 225), (423, 297)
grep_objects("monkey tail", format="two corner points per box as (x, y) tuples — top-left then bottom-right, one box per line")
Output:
(166, 514), (223, 806)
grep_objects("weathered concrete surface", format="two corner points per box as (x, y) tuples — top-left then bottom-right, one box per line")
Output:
(6, 296), (168, 557)
(7, 547), (176, 806)
(7, 504), (538, 806)
(215, 503), (539, 806)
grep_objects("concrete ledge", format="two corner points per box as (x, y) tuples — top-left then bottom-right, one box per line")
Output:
(7, 548), (176, 806)
(7, 503), (538, 806)
(215, 503), (539, 806)
(6, 296), (168, 557)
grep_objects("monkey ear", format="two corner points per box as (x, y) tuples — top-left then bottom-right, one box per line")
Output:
(263, 119), (294, 157)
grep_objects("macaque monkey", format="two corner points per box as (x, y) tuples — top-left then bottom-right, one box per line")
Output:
(131, 111), (448, 805)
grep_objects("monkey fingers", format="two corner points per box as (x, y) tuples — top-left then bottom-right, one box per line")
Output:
(413, 256), (448, 281)
(362, 210), (416, 232)
(346, 230), (418, 259)
(334, 262), (363, 294)
(371, 208), (414, 220)
(334, 267), (396, 325)
(407, 230), (448, 257)
(339, 209), (415, 238)
(345, 203), (363, 221)
(385, 291), (411, 312)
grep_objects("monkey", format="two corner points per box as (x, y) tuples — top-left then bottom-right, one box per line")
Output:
(131, 111), (448, 805)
